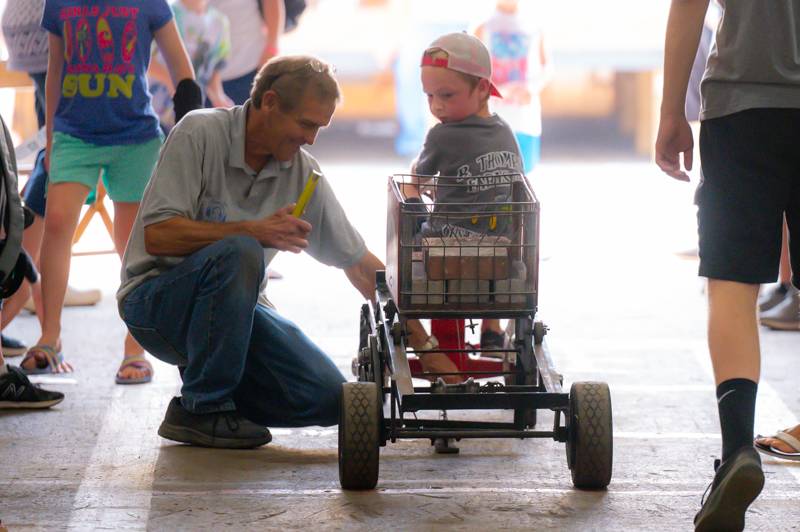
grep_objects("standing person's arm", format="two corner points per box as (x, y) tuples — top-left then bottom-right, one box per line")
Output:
(44, 33), (64, 171)
(206, 71), (234, 108)
(147, 54), (174, 92)
(153, 20), (195, 88)
(154, 20), (200, 123)
(259, 0), (285, 66)
(655, 0), (710, 182)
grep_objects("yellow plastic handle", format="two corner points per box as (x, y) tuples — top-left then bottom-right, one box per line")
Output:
(292, 170), (322, 217)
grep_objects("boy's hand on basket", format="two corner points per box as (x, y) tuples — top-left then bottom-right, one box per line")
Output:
(254, 205), (312, 253)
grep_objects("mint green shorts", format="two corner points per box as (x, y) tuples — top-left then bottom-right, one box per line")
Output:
(49, 132), (163, 203)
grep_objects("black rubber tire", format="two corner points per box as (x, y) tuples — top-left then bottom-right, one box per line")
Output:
(339, 382), (380, 490)
(567, 381), (613, 489)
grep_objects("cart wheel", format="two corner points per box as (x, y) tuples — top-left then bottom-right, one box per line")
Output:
(566, 382), (613, 489)
(339, 382), (381, 490)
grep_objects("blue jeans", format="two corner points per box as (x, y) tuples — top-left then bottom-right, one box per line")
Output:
(120, 235), (346, 427)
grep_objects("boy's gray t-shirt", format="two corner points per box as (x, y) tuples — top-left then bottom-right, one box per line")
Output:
(701, 0), (800, 120)
(117, 103), (366, 305)
(414, 113), (523, 237)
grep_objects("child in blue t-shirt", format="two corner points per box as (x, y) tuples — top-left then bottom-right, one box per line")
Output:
(20, 1), (196, 383)
(149, 0), (232, 130)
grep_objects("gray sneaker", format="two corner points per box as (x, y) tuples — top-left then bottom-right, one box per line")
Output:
(758, 283), (791, 313)
(158, 397), (272, 449)
(759, 289), (800, 330)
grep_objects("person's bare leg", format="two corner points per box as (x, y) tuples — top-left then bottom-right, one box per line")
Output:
(406, 318), (460, 384)
(708, 279), (761, 463)
(112, 201), (148, 381)
(708, 280), (761, 384)
(22, 183), (87, 372)
(1, 215), (44, 329)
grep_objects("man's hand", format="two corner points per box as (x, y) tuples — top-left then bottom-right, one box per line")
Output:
(655, 113), (694, 182)
(253, 205), (312, 253)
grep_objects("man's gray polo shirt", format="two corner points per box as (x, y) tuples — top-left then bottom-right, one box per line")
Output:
(117, 102), (366, 305)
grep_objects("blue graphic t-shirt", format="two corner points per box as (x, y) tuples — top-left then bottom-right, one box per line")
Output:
(41, 1), (173, 145)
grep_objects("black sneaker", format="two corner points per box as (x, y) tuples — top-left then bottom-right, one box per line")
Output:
(694, 446), (764, 532)
(0, 365), (64, 409)
(157, 397), (272, 449)
(1, 334), (27, 357)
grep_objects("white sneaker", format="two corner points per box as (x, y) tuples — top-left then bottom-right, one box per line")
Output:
(24, 285), (102, 313)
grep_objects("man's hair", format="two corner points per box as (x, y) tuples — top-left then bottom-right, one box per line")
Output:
(250, 55), (340, 112)
(424, 49), (483, 94)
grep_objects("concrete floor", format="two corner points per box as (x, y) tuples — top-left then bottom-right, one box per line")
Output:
(2, 159), (799, 531)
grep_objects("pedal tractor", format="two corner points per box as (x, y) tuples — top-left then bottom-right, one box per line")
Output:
(339, 174), (613, 490)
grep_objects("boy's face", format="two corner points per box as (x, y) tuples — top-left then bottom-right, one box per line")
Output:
(421, 66), (483, 124)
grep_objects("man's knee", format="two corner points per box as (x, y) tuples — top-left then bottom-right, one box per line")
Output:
(215, 235), (265, 283)
(316, 378), (344, 426)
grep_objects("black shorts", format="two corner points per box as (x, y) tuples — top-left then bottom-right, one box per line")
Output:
(697, 108), (800, 288)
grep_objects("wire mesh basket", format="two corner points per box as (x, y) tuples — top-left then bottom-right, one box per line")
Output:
(386, 173), (539, 318)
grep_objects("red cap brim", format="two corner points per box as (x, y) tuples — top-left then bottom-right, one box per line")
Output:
(490, 83), (503, 98)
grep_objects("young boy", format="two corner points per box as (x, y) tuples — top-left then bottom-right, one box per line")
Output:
(410, 32), (525, 382)
(148, 0), (233, 130)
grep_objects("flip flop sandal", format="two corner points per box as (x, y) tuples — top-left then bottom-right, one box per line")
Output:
(755, 430), (800, 461)
(115, 355), (153, 385)
(19, 344), (68, 374)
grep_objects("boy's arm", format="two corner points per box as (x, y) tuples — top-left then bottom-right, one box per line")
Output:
(259, 0), (285, 66)
(655, 0), (710, 182)
(44, 33), (64, 171)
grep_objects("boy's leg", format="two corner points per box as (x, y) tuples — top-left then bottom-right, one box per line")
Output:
(707, 279), (760, 460)
(234, 305), (346, 428)
(692, 108), (796, 529)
